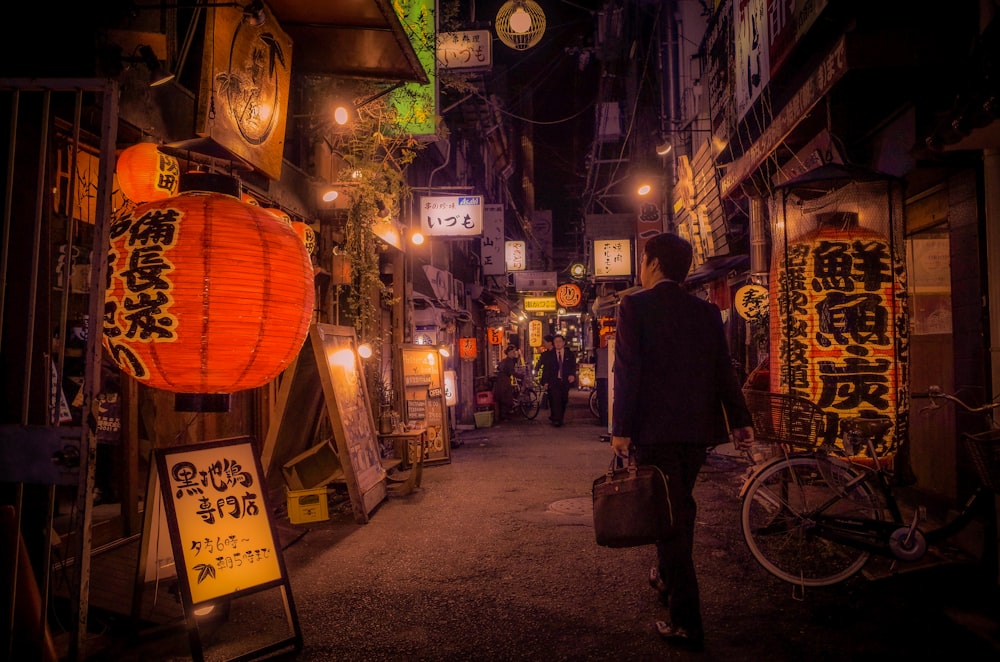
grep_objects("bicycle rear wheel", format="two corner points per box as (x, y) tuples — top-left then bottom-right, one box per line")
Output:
(522, 387), (540, 420)
(740, 455), (880, 587)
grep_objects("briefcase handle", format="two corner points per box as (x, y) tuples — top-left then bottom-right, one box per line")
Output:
(607, 454), (639, 478)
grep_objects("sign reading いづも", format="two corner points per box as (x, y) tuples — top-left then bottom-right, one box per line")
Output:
(419, 196), (483, 237)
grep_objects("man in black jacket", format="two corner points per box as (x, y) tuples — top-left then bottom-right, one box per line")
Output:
(611, 233), (753, 650)
(537, 334), (576, 426)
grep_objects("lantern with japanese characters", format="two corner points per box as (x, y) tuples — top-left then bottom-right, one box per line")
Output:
(291, 220), (317, 254)
(103, 189), (314, 401)
(458, 337), (477, 361)
(768, 165), (908, 462)
(116, 142), (180, 203)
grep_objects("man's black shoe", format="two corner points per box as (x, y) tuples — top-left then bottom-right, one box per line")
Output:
(655, 621), (703, 651)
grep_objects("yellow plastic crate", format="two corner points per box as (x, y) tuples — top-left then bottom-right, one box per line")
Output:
(474, 410), (493, 428)
(286, 486), (329, 524)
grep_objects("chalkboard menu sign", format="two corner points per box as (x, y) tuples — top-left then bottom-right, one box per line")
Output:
(399, 345), (451, 465)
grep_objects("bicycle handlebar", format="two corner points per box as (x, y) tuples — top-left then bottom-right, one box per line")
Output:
(921, 385), (1000, 417)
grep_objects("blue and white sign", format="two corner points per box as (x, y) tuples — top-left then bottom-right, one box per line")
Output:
(420, 195), (484, 237)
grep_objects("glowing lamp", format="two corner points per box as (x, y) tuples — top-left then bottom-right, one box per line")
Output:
(458, 337), (477, 361)
(103, 191), (314, 398)
(265, 207), (293, 226)
(769, 166), (907, 462)
(116, 142), (180, 203)
(496, 0), (546, 51)
(292, 221), (317, 254)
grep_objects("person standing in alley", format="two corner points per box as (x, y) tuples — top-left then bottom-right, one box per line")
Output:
(534, 334), (554, 411)
(534, 334), (554, 380)
(610, 232), (753, 651)
(493, 344), (521, 422)
(538, 334), (576, 426)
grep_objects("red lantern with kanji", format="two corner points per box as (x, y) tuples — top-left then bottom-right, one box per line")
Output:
(116, 142), (180, 203)
(103, 190), (314, 394)
(458, 337), (477, 361)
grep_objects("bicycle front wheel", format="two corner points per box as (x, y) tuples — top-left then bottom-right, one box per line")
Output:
(740, 455), (880, 587)
(588, 390), (599, 418)
(522, 387), (540, 420)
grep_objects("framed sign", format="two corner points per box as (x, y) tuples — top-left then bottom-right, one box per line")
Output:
(419, 195), (483, 236)
(399, 345), (452, 465)
(310, 324), (387, 523)
(196, 5), (292, 179)
(151, 436), (301, 660)
(593, 239), (633, 278)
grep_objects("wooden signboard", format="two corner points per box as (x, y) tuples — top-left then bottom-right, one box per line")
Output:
(261, 324), (388, 524)
(151, 436), (301, 661)
(399, 345), (451, 465)
(309, 324), (387, 522)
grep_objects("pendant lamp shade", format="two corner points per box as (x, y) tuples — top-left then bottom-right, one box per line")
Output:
(103, 191), (315, 394)
(116, 142), (180, 203)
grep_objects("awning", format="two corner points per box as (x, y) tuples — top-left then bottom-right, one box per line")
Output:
(684, 255), (749, 288)
(267, 0), (428, 82)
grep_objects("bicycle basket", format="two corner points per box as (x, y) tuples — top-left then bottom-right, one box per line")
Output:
(743, 390), (832, 450)
(963, 429), (1000, 492)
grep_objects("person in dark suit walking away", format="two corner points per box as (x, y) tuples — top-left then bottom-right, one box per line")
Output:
(610, 232), (753, 651)
(538, 334), (576, 426)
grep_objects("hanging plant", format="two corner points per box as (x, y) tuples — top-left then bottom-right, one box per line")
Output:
(311, 81), (426, 394)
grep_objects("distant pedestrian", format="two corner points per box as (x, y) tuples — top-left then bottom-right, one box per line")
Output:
(493, 344), (520, 422)
(610, 232), (753, 651)
(538, 335), (576, 426)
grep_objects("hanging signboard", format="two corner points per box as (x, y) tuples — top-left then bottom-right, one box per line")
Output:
(593, 239), (633, 278)
(734, 284), (769, 321)
(505, 240), (526, 271)
(528, 320), (543, 347)
(419, 195), (483, 236)
(555, 283), (582, 308)
(196, 5), (292, 180)
(386, 0), (437, 138)
(481, 204), (505, 275)
(437, 30), (492, 71)
(513, 270), (557, 291)
(524, 296), (557, 312)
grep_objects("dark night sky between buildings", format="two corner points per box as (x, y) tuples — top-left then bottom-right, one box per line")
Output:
(464, 1), (606, 242)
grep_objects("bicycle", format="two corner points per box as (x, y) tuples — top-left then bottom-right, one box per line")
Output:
(588, 389), (599, 419)
(739, 386), (1000, 588)
(509, 378), (541, 420)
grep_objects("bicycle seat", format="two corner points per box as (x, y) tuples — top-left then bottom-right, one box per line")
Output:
(841, 417), (893, 438)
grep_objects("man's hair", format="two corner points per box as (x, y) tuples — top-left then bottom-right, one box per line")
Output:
(644, 232), (693, 282)
(543, 334), (554, 343)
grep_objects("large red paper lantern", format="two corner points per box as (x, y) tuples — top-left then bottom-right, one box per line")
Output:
(103, 191), (315, 394)
(116, 142), (180, 203)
